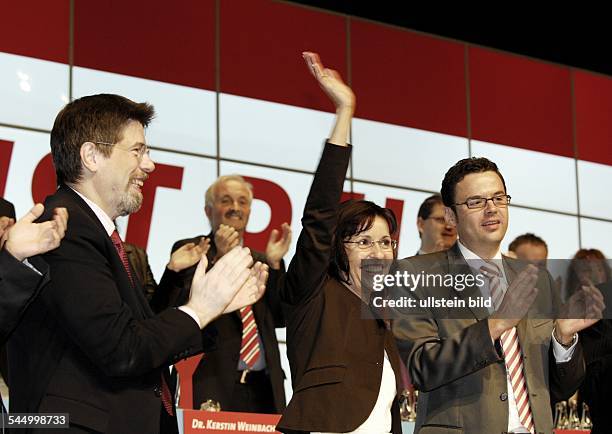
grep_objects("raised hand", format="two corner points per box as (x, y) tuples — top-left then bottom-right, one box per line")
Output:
(303, 51), (354, 146)
(4, 204), (68, 261)
(488, 264), (539, 340)
(214, 224), (240, 259)
(265, 222), (292, 270)
(167, 237), (210, 272)
(186, 246), (264, 326)
(303, 51), (355, 111)
(556, 280), (605, 343)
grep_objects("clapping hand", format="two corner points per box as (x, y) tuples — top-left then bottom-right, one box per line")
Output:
(167, 237), (210, 272)
(3, 204), (68, 261)
(265, 223), (291, 270)
(488, 264), (539, 340)
(556, 279), (605, 344)
(214, 224), (240, 259)
(186, 246), (268, 327)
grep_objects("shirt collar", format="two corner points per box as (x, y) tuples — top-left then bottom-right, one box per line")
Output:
(70, 187), (116, 237)
(458, 240), (505, 277)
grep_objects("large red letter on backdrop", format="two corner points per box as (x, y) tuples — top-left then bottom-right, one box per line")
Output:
(31, 153), (57, 203)
(0, 140), (15, 197)
(242, 176), (292, 253)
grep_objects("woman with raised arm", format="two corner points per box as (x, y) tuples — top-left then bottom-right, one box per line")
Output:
(277, 53), (402, 434)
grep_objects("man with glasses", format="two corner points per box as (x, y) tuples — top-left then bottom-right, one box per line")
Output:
(8, 94), (268, 434)
(416, 194), (457, 255)
(155, 174), (291, 414)
(393, 157), (603, 433)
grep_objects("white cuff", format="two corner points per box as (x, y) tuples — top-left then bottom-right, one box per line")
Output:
(551, 329), (578, 363)
(178, 305), (201, 329)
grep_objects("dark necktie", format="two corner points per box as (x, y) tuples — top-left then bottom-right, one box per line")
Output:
(110, 230), (174, 416)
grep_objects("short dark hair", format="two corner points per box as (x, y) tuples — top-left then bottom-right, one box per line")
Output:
(441, 157), (507, 211)
(417, 194), (444, 220)
(329, 200), (398, 284)
(508, 233), (548, 253)
(50, 94), (155, 185)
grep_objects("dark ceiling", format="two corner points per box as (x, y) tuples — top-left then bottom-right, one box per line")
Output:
(288, 2), (611, 77)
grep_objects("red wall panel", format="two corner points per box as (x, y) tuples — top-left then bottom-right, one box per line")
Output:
(220, 0), (346, 112)
(0, 0), (69, 63)
(351, 20), (467, 137)
(469, 46), (573, 158)
(74, 0), (215, 89)
(574, 70), (612, 166)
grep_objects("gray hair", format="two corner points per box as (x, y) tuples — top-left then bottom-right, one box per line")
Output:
(205, 175), (254, 208)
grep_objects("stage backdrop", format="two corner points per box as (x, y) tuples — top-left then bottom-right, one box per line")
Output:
(2, 0), (612, 401)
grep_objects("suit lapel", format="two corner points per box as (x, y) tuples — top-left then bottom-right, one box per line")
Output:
(447, 244), (490, 321)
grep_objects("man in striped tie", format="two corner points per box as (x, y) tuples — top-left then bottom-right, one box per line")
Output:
(163, 174), (291, 414)
(393, 157), (604, 433)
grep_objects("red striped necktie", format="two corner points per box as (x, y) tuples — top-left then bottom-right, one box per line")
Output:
(239, 305), (261, 369)
(480, 262), (534, 433)
(110, 230), (174, 416)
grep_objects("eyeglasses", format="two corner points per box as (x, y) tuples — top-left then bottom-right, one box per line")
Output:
(345, 238), (398, 250)
(454, 194), (511, 210)
(93, 141), (151, 161)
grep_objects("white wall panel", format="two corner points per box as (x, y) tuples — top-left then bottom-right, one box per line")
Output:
(0, 126), (51, 214)
(73, 67), (216, 156)
(577, 160), (612, 220)
(471, 140), (578, 214)
(0, 52), (68, 130)
(580, 217), (612, 259)
(219, 93), (335, 172)
(504, 206), (580, 259)
(352, 118), (469, 191)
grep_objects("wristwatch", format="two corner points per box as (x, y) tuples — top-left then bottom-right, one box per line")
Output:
(553, 327), (577, 349)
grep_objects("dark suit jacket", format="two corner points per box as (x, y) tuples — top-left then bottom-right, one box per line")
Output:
(0, 249), (49, 343)
(8, 186), (211, 434)
(0, 249), (49, 417)
(0, 197), (18, 387)
(124, 242), (157, 302)
(153, 234), (287, 413)
(276, 143), (403, 434)
(392, 245), (586, 434)
(579, 281), (612, 434)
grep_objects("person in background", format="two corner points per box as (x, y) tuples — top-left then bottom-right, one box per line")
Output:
(156, 173), (291, 414)
(415, 194), (457, 256)
(567, 248), (612, 434)
(508, 232), (548, 265)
